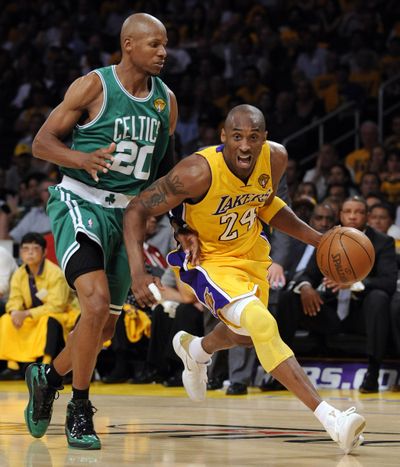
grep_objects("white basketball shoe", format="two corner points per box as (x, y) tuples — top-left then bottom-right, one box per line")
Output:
(173, 331), (208, 402)
(325, 407), (366, 454)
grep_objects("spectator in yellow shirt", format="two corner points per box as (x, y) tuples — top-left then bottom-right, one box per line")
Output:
(0, 233), (79, 380)
(345, 121), (379, 184)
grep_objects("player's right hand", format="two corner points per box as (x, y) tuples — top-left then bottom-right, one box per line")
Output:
(82, 142), (116, 182)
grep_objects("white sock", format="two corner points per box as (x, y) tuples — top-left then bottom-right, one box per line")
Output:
(314, 400), (340, 426)
(188, 337), (212, 363)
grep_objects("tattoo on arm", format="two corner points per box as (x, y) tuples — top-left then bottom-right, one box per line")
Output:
(139, 171), (190, 209)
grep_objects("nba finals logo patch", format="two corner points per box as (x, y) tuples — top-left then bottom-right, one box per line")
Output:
(204, 288), (216, 313)
(154, 98), (166, 113)
(258, 174), (270, 189)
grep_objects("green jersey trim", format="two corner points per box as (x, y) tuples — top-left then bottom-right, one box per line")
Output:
(111, 65), (154, 102)
(76, 70), (108, 130)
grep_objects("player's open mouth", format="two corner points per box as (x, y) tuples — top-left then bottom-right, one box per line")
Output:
(237, 154), (252, 167)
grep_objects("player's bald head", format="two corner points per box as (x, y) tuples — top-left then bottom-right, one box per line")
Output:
(224, 105), (266, 132)
(120, 13), (166, 46)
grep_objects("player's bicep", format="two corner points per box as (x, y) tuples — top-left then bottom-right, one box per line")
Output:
(37, 102), (82, 141)
(137, 171), (191, 216)
(136, 155), (210, 217)
(37, 74), (101, 140)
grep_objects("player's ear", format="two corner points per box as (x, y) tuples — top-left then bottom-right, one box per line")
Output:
(264, 131), (268, 141)
(220, 128), (226, 143)
(124, 37), (133, 52)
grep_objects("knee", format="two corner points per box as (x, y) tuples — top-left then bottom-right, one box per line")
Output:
(364, 289), (390, 315)
(366, 289), (390, 304)
(47, 317), (63, 334)
(78, 287), (111, 323)
(240, 300), (278, 343)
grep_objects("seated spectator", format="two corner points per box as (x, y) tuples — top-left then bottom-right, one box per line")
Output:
(0, 246), (18, 314)
(267, 91), (302, 143)
(146, 214), (176, 259)
(294, 78), (325, 126)
(313, 51), (338, 107)
(294, 181), (318, 202)
(175, 101), (200, 156)
(235, 66), (269, 106)
(326, 163), (358, 196)
(380, 149), (400, 205)
(14, 113), (53, 177)
(291, 195), (317, 224)
(367, 144), (387, 177)
(295, 29), (327, 81)
(303, 144), (338, 200)
(358, 171), (381, 199)
(368, 203), (400, 255)
(345, 120), (379, 184)
(321, 195), (342, 223)
(0, 233), (79, 380)
(325, 182), (350, 204)
(384, 113), (400, 151)
(349, 48), (381, 98)
(14, 83), (52, 135)
(209, 75), (232, 117)
(5, 143), (35, 192)
(365, 191), (387, 209)
(316, 64), (365, 113)
(0, 177), (54, 244)
(275, 196), (397, 393)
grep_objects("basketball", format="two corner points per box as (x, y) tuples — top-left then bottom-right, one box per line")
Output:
(316, 227), (375, 285)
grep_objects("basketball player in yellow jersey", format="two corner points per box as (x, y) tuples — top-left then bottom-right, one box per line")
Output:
(124, 104), (366, 455)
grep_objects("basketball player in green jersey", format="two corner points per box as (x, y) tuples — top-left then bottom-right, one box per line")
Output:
(124, 105), (366, 455)
(24, 13), (179, 450)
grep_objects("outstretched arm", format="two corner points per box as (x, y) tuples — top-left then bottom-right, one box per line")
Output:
(123, 154), (211, 307)
(268, 205), (322, 248)
(260, 141), (322, 248)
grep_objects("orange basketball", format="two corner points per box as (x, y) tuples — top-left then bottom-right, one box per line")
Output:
(316, 227), (375, 285)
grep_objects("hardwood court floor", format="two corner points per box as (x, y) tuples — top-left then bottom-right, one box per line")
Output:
(0, 382), (399, 467)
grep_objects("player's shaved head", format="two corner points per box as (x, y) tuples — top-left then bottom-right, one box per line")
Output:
(120, 13), (166, 46)
(225, 105), (266, 132)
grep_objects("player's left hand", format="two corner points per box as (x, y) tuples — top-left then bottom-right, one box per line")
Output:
(176, 230), (201, 266)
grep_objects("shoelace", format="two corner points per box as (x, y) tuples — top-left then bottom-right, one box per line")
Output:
(37, 388), (60, 419)
(33, 369), (61, 421)
(341, 407), (356, 417)
(70, 403), (98, 437)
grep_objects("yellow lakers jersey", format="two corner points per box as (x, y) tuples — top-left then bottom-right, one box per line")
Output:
(182, 143), (274, 257)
